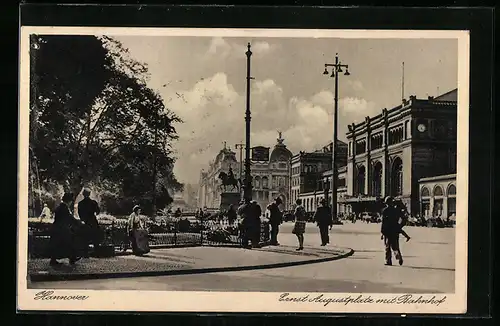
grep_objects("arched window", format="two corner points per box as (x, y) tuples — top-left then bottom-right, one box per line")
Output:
(433, 185), (444, 197)
(421, 187), (430, 197)
(447, 184), (457, 217)
(390, 157), (403, 196)
(278, 177), (285, 187)
(372, 162), (383, 197)
(356, 165), (366, 195)
(254, 176), (261, 189)
(262, 176), (268, 189)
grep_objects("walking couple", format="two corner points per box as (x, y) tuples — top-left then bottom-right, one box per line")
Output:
(292, 198), (334, 251)
(266, 197), (307, 250)
(380, 196), (411, 266)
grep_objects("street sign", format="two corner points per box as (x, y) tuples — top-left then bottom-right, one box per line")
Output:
(251, 146), (270, 161)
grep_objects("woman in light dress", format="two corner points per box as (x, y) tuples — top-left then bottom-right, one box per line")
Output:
(292, 198), (307, 251)
(127, 205), (149, 256)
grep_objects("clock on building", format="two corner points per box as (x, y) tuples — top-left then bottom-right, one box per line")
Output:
(417, 123), (427, 132)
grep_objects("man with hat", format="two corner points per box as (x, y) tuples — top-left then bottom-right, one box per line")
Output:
(77, 188), (101, 257)
(380, 196), (404, 266)
(237, 199), (262, 248)
(267, 197), (283, 245)
(313, 198), (332, 246)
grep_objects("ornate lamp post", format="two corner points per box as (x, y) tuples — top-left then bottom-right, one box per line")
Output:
(244, 43), (254, 202)
(235, 142), (244, 199)
(323, 177), (330, 208)
(323, 53), (351, 222)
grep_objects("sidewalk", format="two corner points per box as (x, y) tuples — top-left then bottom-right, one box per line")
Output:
(28, 245), (353, 282)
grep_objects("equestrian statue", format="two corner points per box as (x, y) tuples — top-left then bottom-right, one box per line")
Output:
(218, 167), (240, 192)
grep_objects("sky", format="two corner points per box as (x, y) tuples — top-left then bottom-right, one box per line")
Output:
(113, 35), (458, 185)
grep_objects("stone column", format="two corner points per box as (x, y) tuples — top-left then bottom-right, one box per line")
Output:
(443, 197), (448, 219)
(382, 109), (390, 197)
(351, 123), (357, 195)
(429, 196), (435, 218)
(365, 116), (371, 196)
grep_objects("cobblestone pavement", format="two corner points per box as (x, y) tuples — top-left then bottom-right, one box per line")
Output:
(29, 222), (455, 293)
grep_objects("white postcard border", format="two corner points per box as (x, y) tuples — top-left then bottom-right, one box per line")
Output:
(17, 27), (470, 314)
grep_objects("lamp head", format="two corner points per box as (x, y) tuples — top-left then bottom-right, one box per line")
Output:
(344, 68), (351, 76)
(323, 67), (329, 75)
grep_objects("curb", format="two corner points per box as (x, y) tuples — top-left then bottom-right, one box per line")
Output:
(29, 247), (354, 283)
(114, 242), (272, 255)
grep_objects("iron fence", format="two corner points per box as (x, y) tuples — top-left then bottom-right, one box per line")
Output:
(28, 218), (270, 258)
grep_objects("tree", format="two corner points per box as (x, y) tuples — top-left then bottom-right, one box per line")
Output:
(29, 35), (183, 214)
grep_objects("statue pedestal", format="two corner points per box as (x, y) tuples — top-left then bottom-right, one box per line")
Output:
(220, 192), (241, 211)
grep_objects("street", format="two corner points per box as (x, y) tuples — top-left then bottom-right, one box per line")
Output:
(30, 222), (455, 293)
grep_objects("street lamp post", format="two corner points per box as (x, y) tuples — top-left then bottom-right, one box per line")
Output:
(235, 142), (244, 200)
(323, 54), (351, 222)
(244, 43), (254, 202)
(323, 178), (330, 209)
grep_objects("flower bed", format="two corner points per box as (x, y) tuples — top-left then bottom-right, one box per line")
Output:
(27, 214), (271, 256)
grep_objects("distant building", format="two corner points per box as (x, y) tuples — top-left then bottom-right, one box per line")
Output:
(198, 143), (240, 209)
(289, 140), (348, 212)
(182, 183), (199, 209)
(198, 133), (293, 210)
(251, 133), (293, 210)
(171, 193), (189, 211)
(419, 174), (456, 219)
(341, 88), (458, 215)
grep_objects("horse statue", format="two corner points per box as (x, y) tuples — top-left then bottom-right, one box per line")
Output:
(218, 168), (240, 192)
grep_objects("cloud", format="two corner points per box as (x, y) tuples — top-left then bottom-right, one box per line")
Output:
(346, 80), (364, 92)
(162, 73), (377, 184)
(207, 37), (233, 58)
(204, 37), (274, 59)
(252, 41), (272, 54)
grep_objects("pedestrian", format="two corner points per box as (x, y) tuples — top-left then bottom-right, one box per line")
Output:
(227, 204), (237, 225)
(250, 200), (262, 248)
(313, 199), (332, 246)
(380, 196), (404, 266)
(237, 199), (252, 248)
(267, 197), (283, 245)
(77, 188), (102, 257)
(292, 199), (307, 251)
(394, 200), (411, 241)
(127, 205), (150, 256)
(39, 203), (51, 222)
(48, 192), (81, 266)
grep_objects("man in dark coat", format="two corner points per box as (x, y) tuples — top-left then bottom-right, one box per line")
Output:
(237, 199), (252, 248)
(267, 197), (283, 245)
(313, 199), (332, 246)
(250, 201), (262, 247)
(227, 204), (237, 225)
(394, 199), (411, 241)
(49, 192), (81, 266)
(77, 188), (101, 257)
(381, 196), (404, 266)
(237, 199), (262, 248)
